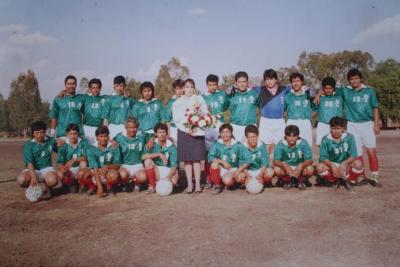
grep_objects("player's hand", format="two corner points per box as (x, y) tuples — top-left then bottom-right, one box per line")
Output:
(374, 124), (381, 135)
(111, 140), (119, 148)
(56, 138), (65, 147)
(331, 165), (341, 178)
(101, 166), (108, 175)
(159, 153), (168, 166)
(313, 90), (322, 105)
(294, 165), (302, 178)
(96, 183), (105, 198)
(30, 175), (38, 187)
(57, 89), (67, 98)
(65, 160), (75, 170)
(339, 163), (347, 177)
(146, 137), (155, 150)
(222, 161), (231, 170)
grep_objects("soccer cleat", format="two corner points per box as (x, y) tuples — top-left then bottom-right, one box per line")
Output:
(338, 177), (354, 191)
(212, 185), (222, 195)
(356, 175), (368, 186)
(203, 182), (213, 189)
(369, 174), (382, 187)
(86, 188), (95, 195)
(124, 180), (134, 192)
(146, 186), (155, 194)
(298, 182), (306, 190)
(304, 178), (312, 187)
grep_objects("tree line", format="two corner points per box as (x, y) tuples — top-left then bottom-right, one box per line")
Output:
(1, 50), (399, 136)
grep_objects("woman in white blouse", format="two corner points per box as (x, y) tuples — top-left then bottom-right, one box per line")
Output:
(172, 79), (208, 193)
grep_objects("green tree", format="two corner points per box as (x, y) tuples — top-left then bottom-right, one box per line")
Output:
(0, 94), (9, 131)
(8, 70), (46, 136)
(126, 77), (142, 100)
(155, 57), (190, 103)
(368, 58), (400, 128)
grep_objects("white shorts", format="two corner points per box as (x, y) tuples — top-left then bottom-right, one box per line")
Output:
(69, 166), (80, 177)
(83, 125), (98, 145)
(221, 167), (237, 177)
(259, 117), (286, 145)
(169, 126), (178, 145)
(231, 124), (249, 143)
(347, 121), (376, 156)
(205, 126), (220, 151)
(23, 167), (56, 182)
(316, 122), (330, 145)
(286, 119), (313, 146)
(157, 166), (173, 180)
(108, 124), (125, 139)
(121, 164), (144, 176)
(247, 169), (262, 179)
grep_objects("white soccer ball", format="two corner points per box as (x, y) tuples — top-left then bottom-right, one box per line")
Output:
(25, 183), (45, 202)
(246, 178), (264, 194)
(156, 179), (173, 196)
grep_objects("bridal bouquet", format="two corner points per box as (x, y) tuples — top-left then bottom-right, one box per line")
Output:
(184, 105), (216, 131)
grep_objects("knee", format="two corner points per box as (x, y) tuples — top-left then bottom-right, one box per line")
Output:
(352, 159), (364, 170)
(79, 161), (88, 169)
(106, 169), (120, 183)
(222, 176), (235, 187)
(135, 170), (147, 184)
(273, 167), (284, 177)
(235, 172), (246, 183)
(57, 170), (65, 180)
(264, 167), (274, 179)
(119, 168), (129, 179)
(16, 172), (29, 187)
(144, 159), (154, 169)
(303, 166), (315, 176)
(211, 162), (220, 170)
(316, 163), (327, 174)
(44, 172), (59, 187)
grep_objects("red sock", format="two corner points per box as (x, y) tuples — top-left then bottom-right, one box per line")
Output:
(282, 175), (291, 183)
(210, 168), (222, 186)
(319, 171), (337, 183)
(85, 179), (96, 190)
(120, 177), (128, 186)
(145, 168), (156, 188)
(63, 176), (74, 186)
(348, 168), (365, 182)
(368, 152), (379, 173)
(204, 161), (212, 184)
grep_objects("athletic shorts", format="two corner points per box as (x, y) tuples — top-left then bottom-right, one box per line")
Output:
(231, 124), (251, 143)
(205, 123), (222, 151)
(316, 122), (330, 146)
(83, 125), (98, 145)
(220, 167), (237, 177)
(347, 121), (376, 156)
(121, 164), (144, 176)
(23, 166), (56, 182)
(169, 126), (178, 145)
(258, 117), (286, 145)
(286, 119), (313, 146)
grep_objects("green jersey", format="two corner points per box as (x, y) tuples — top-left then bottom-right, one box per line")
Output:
(273, 139), (312, 166)
(23, 137), (57, 170)
(315, 93), (343, 124)
(208, 139), (252, 168)
(336, 85), (379, 123)
(285, 90), (313, 120)
(101, 94), (135, 125)
(319, 133), (357, 164)
(57, 138), (89, 167)
(229, 89), (259, 125)
(82, 94), (106, 127)
(114, 132), (148, 165)
(49, 94), (84, 137)
(202, 90), (229, 122)
(243, 141), (269, 170)
(131, 99), (166, 132)
(145, 139), (178, 168)
(165, 96), (178, 127)
(87, 144), (121, 169)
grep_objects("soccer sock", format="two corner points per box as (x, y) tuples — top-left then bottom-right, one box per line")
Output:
(204, 161), (212, 184)
(318, 170), (337, 183)
(145, 168), (156, 188)
(368, 152), (379, 174)
(119, 177), (128, 185)
(281, 175), (291, 183)
(210, 168), (222, 186)
(348, 167), (365, 182)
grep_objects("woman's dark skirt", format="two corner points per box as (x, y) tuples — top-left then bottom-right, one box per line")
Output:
(177, 129), (206, 162)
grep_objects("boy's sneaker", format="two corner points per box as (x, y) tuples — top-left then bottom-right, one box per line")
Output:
(134, 184), (141, 192)
(212, 185), (222, 195)
(356, 175), (368, 186)
(124, 180), (134, 192)
(70, 180), (79, 194)
(369, 174), (382, 187)
(304, 178), (312, 187)
(204, 182), (213, 189)
(298, 182), (306, 190)
(283, 182), (291, 190)
(146, 186), (155, 194)
(338, 178), (354, 191)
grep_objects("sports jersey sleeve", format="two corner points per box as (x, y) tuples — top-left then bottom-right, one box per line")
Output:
(369, 89), (379, 108)
(348, 135), (358, 158)
(23, 142), (33, 167)
(51, 138), (58, 153)
(87, 148), (100, 169)
(319, 138), (329, 162)
(335, 87), (344, 97)
(239, 145), (252, 165)
(207, 142), (219, 162)
(273, 142), (284, 161)
(302, 140), (313, 160)
(49, 98), (59, 119)
(260, 144), (269, 167)
(111, 147), (121, 165)
(56, 145), (67, 164)
(168, 146), (178, 167)
(101, 98), (110, 120)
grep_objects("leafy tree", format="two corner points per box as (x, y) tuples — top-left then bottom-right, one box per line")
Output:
(126, 77), (142, 100)
(0, 94), (9, 131)
(155, 57), (190, 103)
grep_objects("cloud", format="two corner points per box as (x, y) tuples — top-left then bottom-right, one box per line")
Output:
(353, 14), (400, 44)
(186, 7), (207, 17)
(7, 31), (58, 46)
(0, 23), (27, 34)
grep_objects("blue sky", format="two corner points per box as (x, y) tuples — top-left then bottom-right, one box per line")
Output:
(0, 0), (399, 101)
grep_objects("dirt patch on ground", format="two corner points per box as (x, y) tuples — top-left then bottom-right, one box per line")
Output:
(1, 131), (400, 267)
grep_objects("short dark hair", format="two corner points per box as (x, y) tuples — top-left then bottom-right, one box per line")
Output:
(31, 121), (47, 133)
(329, 116), (347, 128)
(235, 71), (248, 82)
(219, 123), (233, 134)
(245, 125), (259, 137)
(289, 72), (304, 83)
(64, 75), (77, 84)
(347, 68), (363, 81)
(285, 125), (300, 137)
(66, 123), (80, 133)
(206, 74), (219, 84)
(322, 77), (336, 88)
(125, 117), (139, 127)
(89, 78), (102, 88)
(113, 75), (126, 85)
(172, 79), (184, 89)
(183, 78), (195, 88)
(95, 126), (109, 137)
(263, 69), (278, 81)
(154, 122), (169, 134)
(140, 81), (155, 99)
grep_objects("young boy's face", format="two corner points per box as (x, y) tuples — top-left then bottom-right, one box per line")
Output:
(220, 128), (233, 142)
(142, 87), (153, 101)
(323, 85), (334, 96)
(264, 78), (278, 89)
(246, 132), (258, 147)
(330, 126), (344, 139)
(285, 134), (299, 147)
(175, 86), (184, 97)
(125, 122), (138, 138)
(114, 83), (126, 95)
(349, 75), (362, 89)
(236, 77), (248, 92)
(33, 129), (46, 143)
(67, 130), (79, 144)
(291, 77), (303, 92)
(89, 83), (101, 96)
(97, 133), (109, 146)
(65, 79), (77, 94)
(207, 81), (218, 93)
(156, 129), (167, 142)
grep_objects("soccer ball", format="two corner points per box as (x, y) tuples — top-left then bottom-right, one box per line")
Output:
(156, 179), (173, 196)
(246, 178), (264, 194)
(25, 183), (45, 202)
